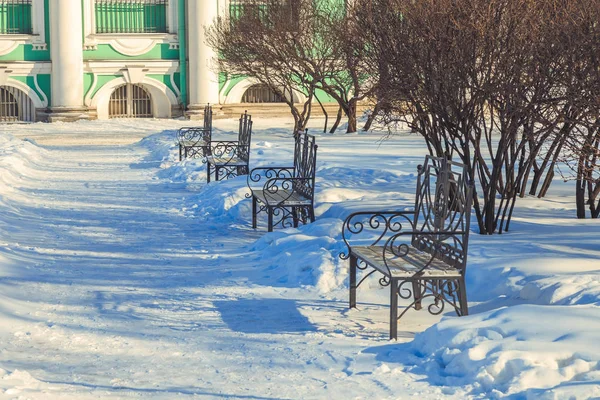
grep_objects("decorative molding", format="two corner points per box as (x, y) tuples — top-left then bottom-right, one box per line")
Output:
(0, 62), (52, 75)
(0, 61), (54, 106)
(0, 70), (9, 86)
(33, 74), (48, 105)
(0, 77), (46, 108)
(122, 66), (148, 84)
(0, 40), (20, 56)
(83, 60), (178, 75)
(84, 73), (98, 106)
(169, 71), (180, 98)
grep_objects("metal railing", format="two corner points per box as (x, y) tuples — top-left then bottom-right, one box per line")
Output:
(229, 0), (298, 29)
(95, 0), (168, 34)
(0, 0), (32, 34)
(229, 1), (268, 22)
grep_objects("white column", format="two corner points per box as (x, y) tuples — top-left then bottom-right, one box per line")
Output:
(49, 0), (87, 117)
(188, 0), (220, 110)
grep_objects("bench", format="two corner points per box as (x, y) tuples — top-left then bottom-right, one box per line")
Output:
(340, 156), (474, 339)
(177, 104), (212, 161)
(206, 111), (253, 182)
(247, 130), (318, 232)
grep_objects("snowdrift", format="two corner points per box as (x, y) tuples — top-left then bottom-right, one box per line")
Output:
(139, 126), (600, 398)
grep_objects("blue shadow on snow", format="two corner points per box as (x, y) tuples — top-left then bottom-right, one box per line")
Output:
(215, 298), (317, 334)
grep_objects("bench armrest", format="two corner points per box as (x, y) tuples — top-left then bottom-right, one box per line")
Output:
(177, 127), (210, 145)
(340, 211), (415, 260)
(246, 166), (295, 197)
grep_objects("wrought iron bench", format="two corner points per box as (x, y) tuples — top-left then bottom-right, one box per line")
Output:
(206, 111), (253, 182)
(340, 156), (474, 339)
(246, 130), (318, 232)
(177, 104), (212, 161)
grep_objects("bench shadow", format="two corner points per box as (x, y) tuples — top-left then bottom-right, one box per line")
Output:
(214, 298), (317, 334)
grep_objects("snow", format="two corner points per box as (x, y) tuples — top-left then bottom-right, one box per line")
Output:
(0, 117), (596, 399)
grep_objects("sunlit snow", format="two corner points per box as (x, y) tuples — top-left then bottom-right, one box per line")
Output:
(0, 117), (596, 399)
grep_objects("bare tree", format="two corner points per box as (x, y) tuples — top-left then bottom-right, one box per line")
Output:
(206, 0), (317, 131)
(207, 0), (376, 133)
(359, 0), (571, 234)
(550, 0), (600, 218)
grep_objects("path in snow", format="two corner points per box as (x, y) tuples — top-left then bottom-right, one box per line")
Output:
(0, 123), (455, 399)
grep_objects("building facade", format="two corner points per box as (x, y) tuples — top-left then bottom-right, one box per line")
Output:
(0, 0), (302, 122)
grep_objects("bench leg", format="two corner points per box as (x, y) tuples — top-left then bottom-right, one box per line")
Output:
(267, 207), (273, 232)
(179, 144), (183, 161)
(252, 196), (258, 229)
(184, 146), (188, 160)
(207, 164), (211, 183)
(309, 206), (315, 223)
(458, 277), (469, 316)
(390, 278), (398, 340)
(292, 207), (299, 228)
(412, 281), (422, 311)
(215, 166), (220, 182)
(349, 254), (357, 308)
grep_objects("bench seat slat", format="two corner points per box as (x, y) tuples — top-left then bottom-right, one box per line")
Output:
(253, 189), (312, 206)
(207, 156), (248, 166)
(181, 141), (207, 147)
(352, 245), (461, 278)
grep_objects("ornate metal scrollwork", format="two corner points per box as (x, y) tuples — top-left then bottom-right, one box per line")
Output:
(394, 278), (464, 320)
(271, 206), (295, 229)
(204, 111), (252, 181)
(246, 166), (295, 198)
(340, 211), (414, 260)
(246, 131), (317, 231)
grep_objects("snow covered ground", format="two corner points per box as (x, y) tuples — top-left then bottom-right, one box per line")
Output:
(0, 117), (597, 399)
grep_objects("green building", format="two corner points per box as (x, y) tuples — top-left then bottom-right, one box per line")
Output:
(0, 0), (313, 122)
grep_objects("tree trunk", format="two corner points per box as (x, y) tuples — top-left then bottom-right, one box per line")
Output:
(329, 106), (343, 133)
(315, 94), (328, 133)
(576, 155), (587, 219)
(362, 102), (380, 131)
(346, 99), (358, 133)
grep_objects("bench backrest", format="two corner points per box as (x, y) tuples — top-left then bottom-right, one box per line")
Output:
(177, 126), (210, 146)
(237, 111), (253, 162)
(177, 104), (213, 146)
(292, 130), (318, 201)
(411, 156), (473, 270)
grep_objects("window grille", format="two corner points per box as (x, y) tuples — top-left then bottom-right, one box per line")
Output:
(95, 0), (168, 34)
(0, 0), (32, 34)
(0, 86), (35, 122)
(229, 1), (268, 22)
(229, 0), (298, 28)
(241, 84), (285, 103)
(109, 84), (153, 118)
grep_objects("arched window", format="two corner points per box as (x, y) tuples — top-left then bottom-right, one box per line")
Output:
(109, 84), (153, 118)
(241, 84), (285, 103)
(0, 86), (35, 122)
